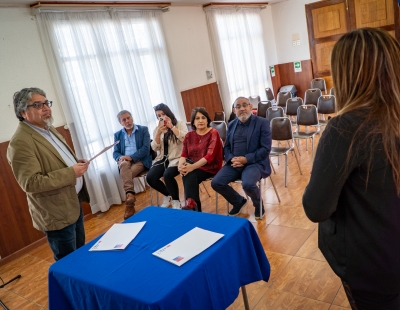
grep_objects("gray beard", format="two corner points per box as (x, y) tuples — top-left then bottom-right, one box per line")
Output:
(237, 113), (251, 122)
(44, 116), (54, 127)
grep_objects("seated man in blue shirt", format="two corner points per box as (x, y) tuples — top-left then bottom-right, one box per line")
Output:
(113, 110), (152, 220)
(211, 97), (271, 219)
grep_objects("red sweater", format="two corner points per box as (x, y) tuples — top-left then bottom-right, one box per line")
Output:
(181, 128), (223, 175)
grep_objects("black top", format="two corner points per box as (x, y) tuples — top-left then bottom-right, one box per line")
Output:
(303, 112), (400, 294)
(232, 116), (251, 157)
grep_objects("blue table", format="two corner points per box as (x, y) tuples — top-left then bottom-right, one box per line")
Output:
(48, 207), (270, 310)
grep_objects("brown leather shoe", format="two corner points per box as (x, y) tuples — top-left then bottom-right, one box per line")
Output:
(124, 193), (136, 220)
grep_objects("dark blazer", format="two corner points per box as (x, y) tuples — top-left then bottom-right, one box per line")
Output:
(224, 114), (272, 178)
(113, 125), (152, 169)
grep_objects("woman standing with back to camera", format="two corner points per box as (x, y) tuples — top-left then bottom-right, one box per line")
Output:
(303, 28), (400, 309)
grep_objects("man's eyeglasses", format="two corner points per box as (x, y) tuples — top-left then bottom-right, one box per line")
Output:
(234, 102), (250, 109)
(26, 101), (53, 110)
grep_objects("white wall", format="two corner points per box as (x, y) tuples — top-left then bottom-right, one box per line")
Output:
(162, 6), (216, 92)
(0, 7), (64, 143)
(0, 3), (316, 143)
(270, 0), (319, 64)
(261, 5), (278, 66)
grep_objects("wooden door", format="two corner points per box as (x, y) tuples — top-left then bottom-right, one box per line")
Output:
(306, 0), (351, 91)
(306, 0), (399, 90)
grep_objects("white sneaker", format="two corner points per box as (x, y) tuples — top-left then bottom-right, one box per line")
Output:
(160, 196), (172, 208)
(171, 200), (181, 209)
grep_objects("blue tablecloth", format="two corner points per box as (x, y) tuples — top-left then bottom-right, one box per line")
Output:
(48, 207), (270, 310)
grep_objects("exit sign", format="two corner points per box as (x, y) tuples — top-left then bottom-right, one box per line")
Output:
(294, 61), (302, 73)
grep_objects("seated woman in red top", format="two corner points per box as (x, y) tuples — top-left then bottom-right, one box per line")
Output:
(178, 107), (223, 212)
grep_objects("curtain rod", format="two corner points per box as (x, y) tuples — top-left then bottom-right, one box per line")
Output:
(30, 2), (171, 8)
(203, 2), (268, 8)
(31, 7), (170, 14)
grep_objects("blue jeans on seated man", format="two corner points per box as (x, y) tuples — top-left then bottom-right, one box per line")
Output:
(211, 163), (262, 208)
(45, 203), (85, 261)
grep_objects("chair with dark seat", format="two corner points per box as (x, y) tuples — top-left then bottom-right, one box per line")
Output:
(134, 140), (158, 205)
(330, 87), (335, 96)
(311, 78), (327, 94)
(304, 88), (322, 106)
(285, 97), (303, 125)
(317, 95), (336, 127)
(214, 111), (225, 122)
(266, 106), (285, 122)
(265, 87), (274, 101)
(226, 173), (281, 218)
(270, 117), (302, 187)
(293, 105), (320, 160)
(276, 91), (292, 109)
(257, 101), (272, 118)
(248, 95), (261, 106)
(210, 121), (227, 144)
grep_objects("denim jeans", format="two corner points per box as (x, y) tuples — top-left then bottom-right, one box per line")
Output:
(45, 204), (85, 261)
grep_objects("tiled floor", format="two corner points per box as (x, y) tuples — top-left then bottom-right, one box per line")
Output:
(0, 137), (351, 309)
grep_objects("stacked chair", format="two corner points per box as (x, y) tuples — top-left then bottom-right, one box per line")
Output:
(304, 88), (322, 106)
(270, 117), (302, 187)
(276, 91), (292, 109)
(317, 95), (336, 128)
(213, 111), (225, 122)
(285, 97), (303, 125)
(248, 95), (261, 106)
(265, 87), (274, 101)
(293, 105), (320, 161)
(257, 101), (272, 118)
(311, 78), (327, 94)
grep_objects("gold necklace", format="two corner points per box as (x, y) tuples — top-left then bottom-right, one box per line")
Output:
(196, 129), (207, 143)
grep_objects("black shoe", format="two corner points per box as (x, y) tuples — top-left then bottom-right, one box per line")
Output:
(254, 205), (265, 220)
(229, 199), (248, 216)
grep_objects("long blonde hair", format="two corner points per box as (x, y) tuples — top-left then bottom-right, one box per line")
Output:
(331, 28), (400, 194)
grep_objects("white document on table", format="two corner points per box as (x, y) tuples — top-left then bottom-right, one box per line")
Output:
(89, 222), (146, 251)
(152, 227), (224, 266)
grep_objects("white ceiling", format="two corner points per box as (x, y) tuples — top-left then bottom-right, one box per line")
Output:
(0, 0), (287, 7)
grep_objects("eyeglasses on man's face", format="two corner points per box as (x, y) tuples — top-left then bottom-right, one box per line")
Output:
(234, 102), (250, 109)
(26, 100), (53, 110)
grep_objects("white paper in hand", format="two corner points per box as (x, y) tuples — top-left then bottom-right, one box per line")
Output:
(89, 140), (120, 162)
(89, 222), (146, 251)
(152, 227), (224, 266)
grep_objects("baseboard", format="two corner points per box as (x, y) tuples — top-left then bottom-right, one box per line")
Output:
(0, 212), (96, 267)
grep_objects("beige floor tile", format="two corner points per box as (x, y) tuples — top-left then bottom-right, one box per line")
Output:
(253, 288), (331, 310)
(332, 285), (351, 308)
(272, 257), (342, 303)
(330, 305), (351, 310)
(226, 282), (269, 310)
(259, 225), (313, 255)
(28, 242), (55, 263)
(270, 207), (317, 230)
(0, 255), (50, 308)
(256, 251), (293, 287)
(295, 230), (326, 261)
(0, 289), (44, 310)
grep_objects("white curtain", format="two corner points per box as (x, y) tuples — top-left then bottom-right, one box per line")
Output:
(205, 8), (270, 113)
(36, 10), (182, 213)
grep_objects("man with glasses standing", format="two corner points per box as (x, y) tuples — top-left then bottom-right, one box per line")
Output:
(212, 97), (271, 219)
(7, 87), (90, 261)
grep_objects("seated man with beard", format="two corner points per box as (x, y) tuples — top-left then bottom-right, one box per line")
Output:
(211, 97), (271, 219)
